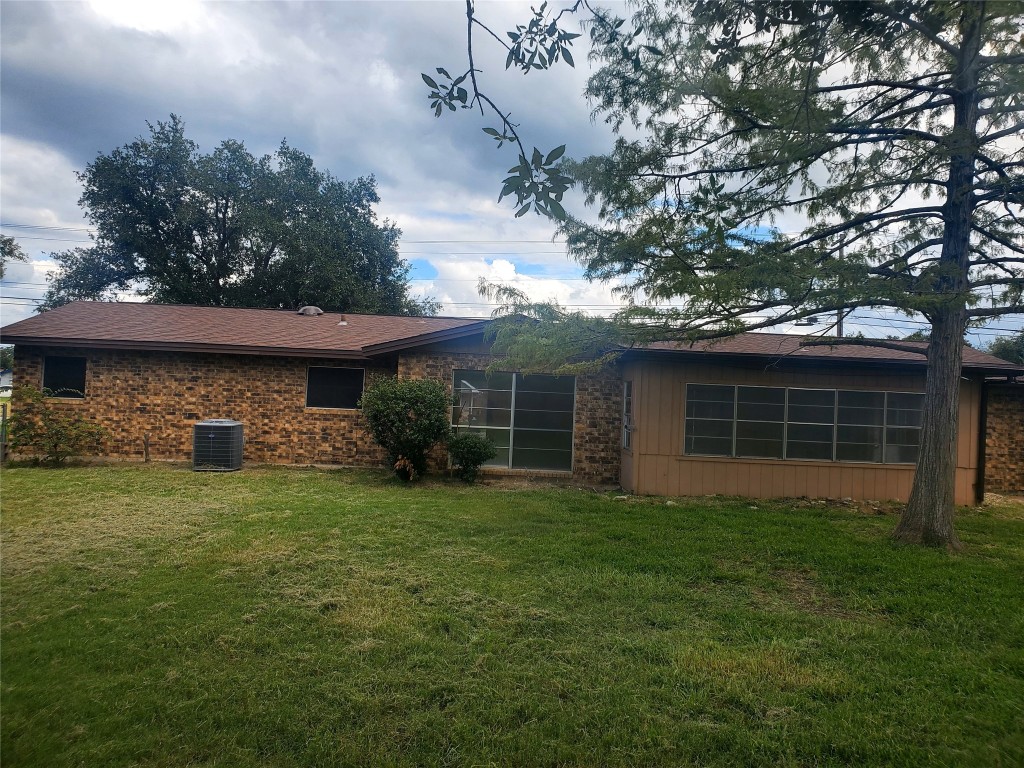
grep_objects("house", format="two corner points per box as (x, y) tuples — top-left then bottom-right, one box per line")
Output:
(1, 301), (1020, 502)
(0, 368), (11, 397)
(618, 336), (1022, 502)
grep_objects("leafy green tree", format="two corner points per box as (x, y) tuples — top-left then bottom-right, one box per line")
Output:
(43, 116), (436, 316)
(986, 331), (1024, 365)
(359, 378), (451, 480)
(430, 0), (1024, 550)
(0, 234), (28, 280)
(0, 347), (13, 371)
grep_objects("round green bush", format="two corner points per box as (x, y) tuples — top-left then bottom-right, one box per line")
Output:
(447, 431), (497, 483)
(359, 377), (450, 480)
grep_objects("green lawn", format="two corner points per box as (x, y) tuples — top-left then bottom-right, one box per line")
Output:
(2, 465), (1022, 767)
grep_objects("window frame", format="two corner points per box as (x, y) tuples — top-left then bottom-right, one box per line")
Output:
(304, 366), (365, 410)
(42, 355), (88, 399)
(683, 383), (923, 465)
(622, 380), (634, 450)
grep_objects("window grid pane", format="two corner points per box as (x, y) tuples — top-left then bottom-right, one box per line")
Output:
(454, 370), (575, 471)
(685, 384), (923, 466)
(684, 385), (736, 457)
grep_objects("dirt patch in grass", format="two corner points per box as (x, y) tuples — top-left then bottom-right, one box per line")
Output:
(772, 569), (858, 619)
(981, 493), (1024, 519)
(1, 498), (231, 578)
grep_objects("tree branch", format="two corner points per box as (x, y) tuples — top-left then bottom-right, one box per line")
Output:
(799, 337), (928, 357)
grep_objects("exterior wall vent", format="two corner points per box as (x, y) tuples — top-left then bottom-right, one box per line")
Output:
(193, 419), (244, 471)
(297, 306), (324, 316)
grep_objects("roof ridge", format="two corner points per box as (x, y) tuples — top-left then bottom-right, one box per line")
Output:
(54, 300), (486, 322)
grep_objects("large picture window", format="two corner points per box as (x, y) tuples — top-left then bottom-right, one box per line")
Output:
(306, 367), (364, 409)
(684, 384), (923, 464)
(43, 356), (87, 398)
(453, 370), (575, 471)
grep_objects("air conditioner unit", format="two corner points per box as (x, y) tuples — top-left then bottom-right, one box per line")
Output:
(192, 419), (244, 471)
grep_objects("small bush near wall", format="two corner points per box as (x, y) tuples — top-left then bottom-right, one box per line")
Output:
(359, 378), (450, 480)
(447, 432), (497, 483)
(9, 385), (107, 466)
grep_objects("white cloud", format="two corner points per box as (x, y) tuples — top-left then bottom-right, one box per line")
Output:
(87, 0), (205, 33)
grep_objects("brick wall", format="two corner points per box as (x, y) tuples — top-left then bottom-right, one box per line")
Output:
(13, 344), (625, 484)
(14, 346), (392, 466)
(986, 383), (1024, 493)
(399, 349), (623, 484)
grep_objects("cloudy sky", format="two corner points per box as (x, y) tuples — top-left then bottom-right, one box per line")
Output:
(1, 0), (1019, 346)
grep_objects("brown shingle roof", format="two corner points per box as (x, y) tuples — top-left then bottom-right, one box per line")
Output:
(2, 302), (1018, 373)
(635, 333), (1021, 372)
(0, 302), (487, 359)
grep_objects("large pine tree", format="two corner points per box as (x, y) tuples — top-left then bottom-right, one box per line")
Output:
(431, 0), (1024, 548)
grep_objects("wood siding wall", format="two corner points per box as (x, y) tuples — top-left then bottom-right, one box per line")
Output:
(620, 358), (982, 505)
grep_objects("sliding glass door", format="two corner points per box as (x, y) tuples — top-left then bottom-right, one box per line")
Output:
(452, 370), (575, 471)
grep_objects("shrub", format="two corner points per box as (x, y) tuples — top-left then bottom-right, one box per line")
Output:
(9, 385), (107, 466)
(447, 431), (497, 483)
(359, 377), (450, 481)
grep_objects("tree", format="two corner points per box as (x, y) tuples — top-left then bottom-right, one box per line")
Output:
(430, 1), (1023, 549)
(986, 330), (1024, 365)
(43, 116), (436, 316)
(0, 234), (28, 280)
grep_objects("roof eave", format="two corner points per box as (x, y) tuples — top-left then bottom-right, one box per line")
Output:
(360, 321), (490, 355)
(2, 336), (371, 360)
(620, 347), (1023, 375)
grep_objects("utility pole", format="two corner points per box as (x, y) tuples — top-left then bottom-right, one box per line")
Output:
(836, 246), (845, 338)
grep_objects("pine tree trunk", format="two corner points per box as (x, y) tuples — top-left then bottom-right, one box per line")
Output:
(894, 310), (965, 550)
(893, 3), (984, 551)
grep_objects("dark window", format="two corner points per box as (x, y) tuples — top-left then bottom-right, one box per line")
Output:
(837, 390), (884, 462)
(684, 383), (923, 465)
(306, 367), (364, 409)
(884, 392), (924, 463)
(786, 389), (836, 460)
(43, 356), (87, 398)
(684, 384), (735, 456)
(736, 386), (785, 458)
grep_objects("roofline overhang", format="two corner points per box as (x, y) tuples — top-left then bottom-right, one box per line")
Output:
(618, 346), (1024, 376)
(1, 336), (372, 360)
(360, 321), (490, 354)
(1, 320), (492, 360)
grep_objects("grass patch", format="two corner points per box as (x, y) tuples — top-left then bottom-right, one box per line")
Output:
(2, 465), (1023, 766)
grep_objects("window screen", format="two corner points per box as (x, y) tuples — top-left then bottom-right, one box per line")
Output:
(684, 384), (735, 456)
(453, 370), (575, 471)
(43, 356), (87, 398)
(884, 392), (924, 464)
(684, 383), (923, 465)
(836, 390), (884, 462)
(735, 386), (785, 458)
(786, 389), (835, 460)
(305, 367), (364, 409)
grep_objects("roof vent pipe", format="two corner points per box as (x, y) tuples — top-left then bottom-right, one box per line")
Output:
(297, 306), (324, 316)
